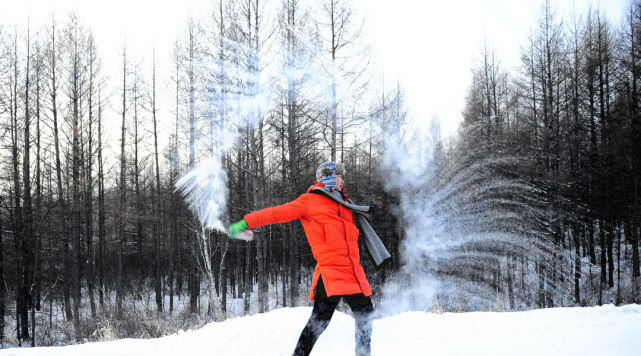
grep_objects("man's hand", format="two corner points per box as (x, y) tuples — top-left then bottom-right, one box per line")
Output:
(228, 219), (248, 239)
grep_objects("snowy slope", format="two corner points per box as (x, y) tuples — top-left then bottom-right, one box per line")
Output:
(2, 304), (640, 356)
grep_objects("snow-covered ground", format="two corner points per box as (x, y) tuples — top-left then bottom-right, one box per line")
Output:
(2, 304), (640, 356)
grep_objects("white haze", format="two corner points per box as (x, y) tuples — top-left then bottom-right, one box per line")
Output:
(378, 129), (442, 315)
(173, 16), (368, 232)
(175, 156), (229, 232)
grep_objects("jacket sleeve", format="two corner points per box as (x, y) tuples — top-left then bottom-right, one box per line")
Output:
(244, 194), (309, 229)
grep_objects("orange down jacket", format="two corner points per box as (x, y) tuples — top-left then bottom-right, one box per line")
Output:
(243, 182), (372, 301)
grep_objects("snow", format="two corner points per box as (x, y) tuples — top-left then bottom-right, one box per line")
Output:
(2, 304), (640, 356)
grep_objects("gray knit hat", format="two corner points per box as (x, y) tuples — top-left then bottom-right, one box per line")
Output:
(315, 161), (345, 178)
(315, 162), (345, 190)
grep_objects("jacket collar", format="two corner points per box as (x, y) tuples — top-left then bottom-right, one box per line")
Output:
(307, 181), (349, 197)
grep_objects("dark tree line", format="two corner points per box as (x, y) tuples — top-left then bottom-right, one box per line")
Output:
(457, 0), (641, 309)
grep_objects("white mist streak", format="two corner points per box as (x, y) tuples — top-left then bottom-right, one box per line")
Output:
(378, 125), (552, 313)
(175, 156), (228, 232)
(379, 131), (441, 315)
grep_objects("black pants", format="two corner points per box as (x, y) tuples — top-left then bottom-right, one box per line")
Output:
(292, 276), (374, 356)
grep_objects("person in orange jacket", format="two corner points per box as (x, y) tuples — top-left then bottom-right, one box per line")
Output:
(228, 161), (374, 356)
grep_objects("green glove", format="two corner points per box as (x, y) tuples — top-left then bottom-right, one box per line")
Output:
(228, 219), (248, 239)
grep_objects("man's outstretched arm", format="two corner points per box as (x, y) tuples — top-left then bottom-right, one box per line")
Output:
(244, 194), (309, 228)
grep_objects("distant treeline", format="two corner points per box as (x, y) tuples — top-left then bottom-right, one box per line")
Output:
(457, 0), (641, 311)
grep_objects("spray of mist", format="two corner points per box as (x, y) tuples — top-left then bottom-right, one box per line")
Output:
(175, 22), (366, 233)
(377, 129), (441, 315)
(378, 122), (551, 316)
(175, 156), (229, 232)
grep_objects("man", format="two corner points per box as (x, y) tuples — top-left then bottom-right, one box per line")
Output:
(228, 161), (375, 356)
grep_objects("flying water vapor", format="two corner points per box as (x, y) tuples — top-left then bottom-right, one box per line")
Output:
(175, 26), (367, 234)
(378, 122), (552, 315)
(175, 156), (228, 232)
(378, 129), (441, 314)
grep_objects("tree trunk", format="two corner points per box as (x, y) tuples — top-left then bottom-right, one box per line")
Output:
(98, 93), (106, 309)
(632, 223), (641, 303)
(170, 48), (180, 314)
(117, 46), (128, 318)
(574, 228), (581, 305)
(0, 209), (4, 343)
(86, 38), (97, 318)
(31, 50), (43, 347)
(9, 29), (27, 342)
(600, 222), (607, 288)
(537, 261), (545, 308)
(70, 23), (83, 328)
(22, 25), (34, 341)
(187, 19), (200, 315)
(607, 224), (614, 289)
(34, 41), (43, 315)
(133, 73), (143, 300)
(152, 48), (163, 313)
(616, 223), (622, 304)
(49, 20), (72, 322)
(506, 256), (515, 310)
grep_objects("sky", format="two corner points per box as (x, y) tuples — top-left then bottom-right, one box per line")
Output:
(354, 0), (627, 138)
(0, 0), (630, 142)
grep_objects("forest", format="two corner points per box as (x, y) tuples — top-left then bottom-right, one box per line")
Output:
(0, 0), (640, 348)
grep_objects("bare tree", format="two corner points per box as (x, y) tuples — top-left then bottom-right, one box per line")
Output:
(151, 47), (163, 313)
(61, 15), (87, 328)
(213, 0), (231, 316)
(276, 0), (322, 307)
(85, 33), (99, 318)
(0, 196), (4, 344)
(622, 0), (641, 303)
(0, 24), (7, 346)
(116, 43), (128, 318)
(132, 64), (145, 299)
(7, 26), (28, 342)
(97, 90), (106, 309)
(21, 22), (34, 342)
(315, 0), (369, 161)
(44, 16), (73, 322)
(169, 42), (181, 314)
(32, 33), (44, 345)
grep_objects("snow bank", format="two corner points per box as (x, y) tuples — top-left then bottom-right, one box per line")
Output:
(3, 304), (640, 356)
